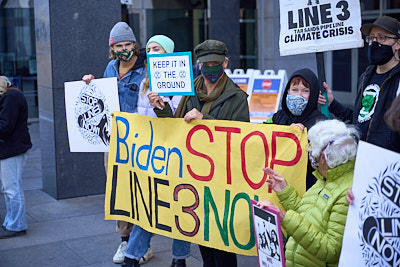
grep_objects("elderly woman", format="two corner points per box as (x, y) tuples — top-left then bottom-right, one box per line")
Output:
(258, 119), (359, 267)
(149, 39), (250, 267)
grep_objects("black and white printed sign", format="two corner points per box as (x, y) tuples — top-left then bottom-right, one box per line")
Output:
(279, 0), (363, 56)
(339, 141), (400, 266)
(65, 77), (120, 152)
(251, 200), (285, 267)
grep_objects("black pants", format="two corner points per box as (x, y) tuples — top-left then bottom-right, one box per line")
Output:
(199, 245), (237, 267)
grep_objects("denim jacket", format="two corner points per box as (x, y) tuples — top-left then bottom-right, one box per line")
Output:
(103, 51), (146, 113)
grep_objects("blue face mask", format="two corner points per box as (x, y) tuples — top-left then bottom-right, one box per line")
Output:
(286, 94), (308, 116)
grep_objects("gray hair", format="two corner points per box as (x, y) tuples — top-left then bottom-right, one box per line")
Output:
(307, 119), (359, 168)
(0, 76), (11, 96)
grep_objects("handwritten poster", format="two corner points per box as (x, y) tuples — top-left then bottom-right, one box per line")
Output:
(105, 113), (308, 255)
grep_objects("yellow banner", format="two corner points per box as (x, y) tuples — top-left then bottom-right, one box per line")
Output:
(105, 112), (308, 256)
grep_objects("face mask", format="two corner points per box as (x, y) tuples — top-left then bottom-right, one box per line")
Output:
(201, 64), (224, 83)
(368, 41), (394, 66)
(309, 153), (320, 169)
(115, 48), (135, 61)
(286, 94), (308, 116)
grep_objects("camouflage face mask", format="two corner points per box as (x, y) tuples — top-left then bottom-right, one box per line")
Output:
(114, 48), (135, 62)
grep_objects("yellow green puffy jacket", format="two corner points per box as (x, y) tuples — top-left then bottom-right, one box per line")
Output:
(277, 159), (355, 267)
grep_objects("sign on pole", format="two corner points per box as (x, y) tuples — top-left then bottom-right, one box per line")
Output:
(339, 141), (400, 266)
(147, 52), (195, 96)
(279, 0), (363, 56)
(65, 77), (120, 152)
(251, 200), (286, 267)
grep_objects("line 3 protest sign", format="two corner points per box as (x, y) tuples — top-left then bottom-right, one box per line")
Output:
(104, 113), (307, 256)
(147, 52), (195, 96)
(279, 0), (363, 56)
(339, 142), (400, 267)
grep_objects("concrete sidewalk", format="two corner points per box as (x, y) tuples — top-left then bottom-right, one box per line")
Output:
(0, 122), (258, 267)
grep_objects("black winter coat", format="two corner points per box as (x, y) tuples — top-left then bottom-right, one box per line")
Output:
(0, 89), (32, 159)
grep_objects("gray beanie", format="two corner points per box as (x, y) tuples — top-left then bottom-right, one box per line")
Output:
(109, 22), (136, 46)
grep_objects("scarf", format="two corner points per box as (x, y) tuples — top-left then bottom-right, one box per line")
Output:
(174, 73), (228, 118)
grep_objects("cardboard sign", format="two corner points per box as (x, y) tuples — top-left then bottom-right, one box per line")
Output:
(64, 77), (120, 152)
(105, 113), (308, 255)
(251, 200), (286, 267)
(279, 0), (363, 56)
(147, 52), (195, 96)
(339, 141), (400, 266)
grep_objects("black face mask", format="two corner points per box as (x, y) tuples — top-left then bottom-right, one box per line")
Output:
(368, 41), (394, 66)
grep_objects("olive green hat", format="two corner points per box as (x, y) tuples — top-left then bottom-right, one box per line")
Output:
(194, 39), (228, 63)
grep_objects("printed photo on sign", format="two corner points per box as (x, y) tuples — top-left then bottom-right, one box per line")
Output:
(279, 0), (363, 56)
(65, 77), (120, 152)
(251, 200), (285, 267)
(147, 51), (195, 96)
(339, 141), (400, 267)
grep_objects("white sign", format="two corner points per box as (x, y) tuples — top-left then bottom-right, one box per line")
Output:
(251, 200), (286, 267)
(339, 141), (400, 267)
(279, 0), (363, 56)
(147, 52), (195, 96)
(64, 77), (120, 152)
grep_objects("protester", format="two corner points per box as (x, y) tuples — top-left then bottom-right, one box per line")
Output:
(319, 16), (400, 153)
(123, 34), (182, 267)
(264, 68), (326, 189)
(258, 119), (359, 266)
(137, 35), (181, 117)
(149, 39), (250, 267)
(82, 21), (147, 264)
(0, 76), (32, 239)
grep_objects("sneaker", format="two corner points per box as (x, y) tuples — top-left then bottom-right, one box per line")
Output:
(113, 241), (128, 264)
(139, 246), (154, 264)
(0, 227), (26, 239)
(170, 258), (186, 267)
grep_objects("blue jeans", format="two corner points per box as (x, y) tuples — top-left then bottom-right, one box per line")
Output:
(0, 153), (28, 231)
(125, 225), (191, 260)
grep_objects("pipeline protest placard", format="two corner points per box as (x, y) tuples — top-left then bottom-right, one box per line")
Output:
(104, 113), (308, 256)
(339, 142), (400, 267)
(279, 0), (363, 56)
(147, 52), (195, 96)
(65, 77), (120, 152)
(251, 200), (286, 267)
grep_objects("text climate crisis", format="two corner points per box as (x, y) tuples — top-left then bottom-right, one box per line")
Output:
(108, 116), (303, 250)
(284, 1), (354, 43)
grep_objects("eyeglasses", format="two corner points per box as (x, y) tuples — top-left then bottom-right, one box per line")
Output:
(365, 35), (398, 44)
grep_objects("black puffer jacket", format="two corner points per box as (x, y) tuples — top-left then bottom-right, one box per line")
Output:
(0, 88), (32, 159)
(271, 68), (326, 129)
(329, 64), (400, 153)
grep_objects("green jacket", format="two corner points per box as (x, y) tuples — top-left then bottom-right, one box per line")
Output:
(277, 160), (355, 267)
(155, 76), (250, 122)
